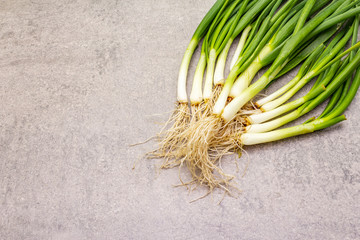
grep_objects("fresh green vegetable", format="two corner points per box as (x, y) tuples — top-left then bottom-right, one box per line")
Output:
(150, 0), (360, 193)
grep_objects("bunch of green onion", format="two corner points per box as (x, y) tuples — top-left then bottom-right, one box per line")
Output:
(150, 0), (360, 191)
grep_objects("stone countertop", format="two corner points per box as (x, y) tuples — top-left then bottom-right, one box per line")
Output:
(0, 1), (359, 239)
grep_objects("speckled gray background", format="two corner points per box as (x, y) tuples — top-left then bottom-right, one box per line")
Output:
(0, 1), (359, 239)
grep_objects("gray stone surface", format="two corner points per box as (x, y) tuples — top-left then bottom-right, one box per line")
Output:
(0, 1), (359, 239)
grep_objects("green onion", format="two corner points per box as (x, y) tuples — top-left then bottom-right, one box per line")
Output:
(150, 0), (360, 193)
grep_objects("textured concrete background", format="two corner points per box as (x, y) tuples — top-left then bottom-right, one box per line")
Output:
(0, 0), (359, 239)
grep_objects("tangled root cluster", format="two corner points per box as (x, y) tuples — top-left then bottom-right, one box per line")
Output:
(149, 94), (258, 193)
(147, 103), (190, 168)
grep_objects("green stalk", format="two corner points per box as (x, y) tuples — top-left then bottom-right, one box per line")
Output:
(321, 15), (360, 120)
(313, 18), (359, 118)
(232, 0), (275, 38)
(317, 84), (344, 118)
(247, 48), (360, 133)
(310, 69), (328, 92)
(270, 0), (334, 48)
(192, 0), (229, 40)
(260, 25), (353, 111)
(324, 68), (360, 120)
(268, 26), (338, 77)
(269, 0), (346, 75)
(313, 58), (349, 91)
(293, 0), (316, 34)
(210, 0), (242, 53)
(255, 43), (325, 107)
(305, 5), (360, 41)
(270, 0), (306, 25)
(247, 59), (341, 125)
(300, 49), (360, 117)
(327, 16), (360, 112)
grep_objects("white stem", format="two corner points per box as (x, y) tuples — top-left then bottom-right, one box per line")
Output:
(190, 53), (207, 104)
(203, 49), (217, 101)
(256, 75), (301, 107)
(222, 74), (270, 122)
(248, 97), (306, 124)
(213, 83), (232, 115)
(241, 123), (315, 145)
(260, 71), (315, 111)
(241, 116), (345, 145)
(230, 44), (273, 98)
(229, 61), (263, 98)
(230, 25), (252, 70)
(214, 40), (233, 85)
(246, 110), (299, 133)
(177, 39), (198, 103)
(222, 63), (284, 122)
(212, 66), (240, 116)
